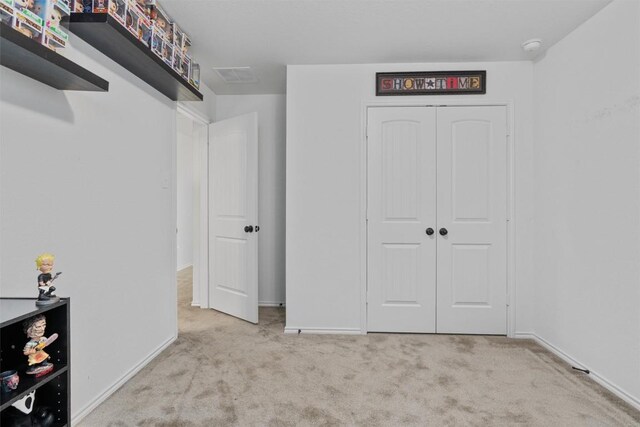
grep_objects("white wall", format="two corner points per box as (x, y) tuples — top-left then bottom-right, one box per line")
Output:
(286, 62), (534, 333)
(176, 114), (194, 270)
(0, 33), (191, 420)
(216, 95), (286, 305)
(179, 83), (217, 126)
(532, 0), (640, 405)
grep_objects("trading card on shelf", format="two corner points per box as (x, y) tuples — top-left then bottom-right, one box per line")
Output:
(161, 35), (173, 66)
(181, 31), (191, 55)
(0, 0), (15, 27)
(40, 0), (70, 49)
(169, 21), (180, 45)
(133, 0), (150, 18)
(107, 0), (126, 25)
(170, 22), (190, 55)
(150, 25), (164, 57)
(32, 0), (46, 17)
(44, 0), (70, 44)
(168, 20), (176, 43)
(44, 1), (70, 28)
(181, 54), (191, 81)
(172, 48), (182, 74)
(69, 0), (83, 12)
(124, 1), (138, 36)
(136, 7), (150, 45)
(43, 22), (68, 49)
(92, 0), (107, 13)
(151, 1), (169, 33)
(189, 63), (200, 90)
(13, 0), (44, 40)
(69, 0), (90, 13)
(140, 0), (153, 19)
(128, 0), (143, 15)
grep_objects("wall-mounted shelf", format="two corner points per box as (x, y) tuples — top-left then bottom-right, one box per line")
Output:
(68, 13), (203, 102)
(0, 22), (109, 91)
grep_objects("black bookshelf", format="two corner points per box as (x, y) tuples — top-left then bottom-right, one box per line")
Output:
(68, 13), (203, 102)
(0, 22), (108, 92)
(0, 298), (70, 426)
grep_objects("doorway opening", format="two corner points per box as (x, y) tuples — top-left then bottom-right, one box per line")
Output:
(176, 106), (209, 310)
(176, 106), (261, 324)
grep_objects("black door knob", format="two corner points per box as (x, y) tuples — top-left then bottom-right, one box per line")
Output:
(244, 225), (254, 233)
(439, 228), (448, 236)
(255, 225), (260, 232)
(426, 228), (434, 236)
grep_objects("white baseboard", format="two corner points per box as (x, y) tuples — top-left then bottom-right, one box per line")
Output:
(190, 302), (284, 308)
(284, 326), (365, 335)
(259, 301), (286, 307)
(515, 333), (640, 411)
(513, 332), (536, 340)
(71, 334), (177, 426)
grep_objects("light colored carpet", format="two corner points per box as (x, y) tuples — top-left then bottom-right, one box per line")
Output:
(79, 268), (640, 426)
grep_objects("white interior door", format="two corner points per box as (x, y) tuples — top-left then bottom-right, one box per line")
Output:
(367, 107), (437, 333)
(366, 105), (508, 334)
(208, 112), (259, 323)
(436, 106), (507, 334)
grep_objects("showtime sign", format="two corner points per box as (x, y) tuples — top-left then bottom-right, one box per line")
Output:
(376, 71), (486, 96)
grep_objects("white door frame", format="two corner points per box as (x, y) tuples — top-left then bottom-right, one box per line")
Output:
(360, 100), (517, 337)
(177, 103), (211, 309)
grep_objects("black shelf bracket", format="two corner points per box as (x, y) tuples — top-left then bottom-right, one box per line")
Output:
(0, 22), (109, 92)
(68, 13), (203, 102)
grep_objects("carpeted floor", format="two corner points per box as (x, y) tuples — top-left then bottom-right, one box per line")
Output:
(79, 268), (640, 426)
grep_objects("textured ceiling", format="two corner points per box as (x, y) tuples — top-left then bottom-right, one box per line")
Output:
(160, 0), (613, 95)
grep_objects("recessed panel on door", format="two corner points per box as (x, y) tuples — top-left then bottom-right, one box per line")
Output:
(214, 237), (248, 296)
(451, 244), (491, 306)
(452, 121), (491, 222)
(382, 244), (420, 305)
(367, 107), (437, 333)
(213, 132), (247, 217)
(383, 123), (419, 220)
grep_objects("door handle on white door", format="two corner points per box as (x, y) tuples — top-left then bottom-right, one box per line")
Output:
(439, 228), (448, 236)
(244, 225), (254, 233)
(426, 228), (434, 236)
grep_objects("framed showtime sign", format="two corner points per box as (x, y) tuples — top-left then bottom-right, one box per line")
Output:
(376, 71), (486, 96)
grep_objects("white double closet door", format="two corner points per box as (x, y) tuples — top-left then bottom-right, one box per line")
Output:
(367, 106), (507, 334)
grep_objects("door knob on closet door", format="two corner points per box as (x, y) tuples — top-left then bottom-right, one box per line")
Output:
(426, 228), (434, 236)
(244, 225), (254, 233)
(439, 228), (448, 236)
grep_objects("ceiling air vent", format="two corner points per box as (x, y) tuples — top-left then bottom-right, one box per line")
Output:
(213, 67), (258, 83)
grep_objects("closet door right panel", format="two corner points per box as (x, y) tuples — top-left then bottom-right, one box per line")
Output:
(436, 106), (508, 334)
